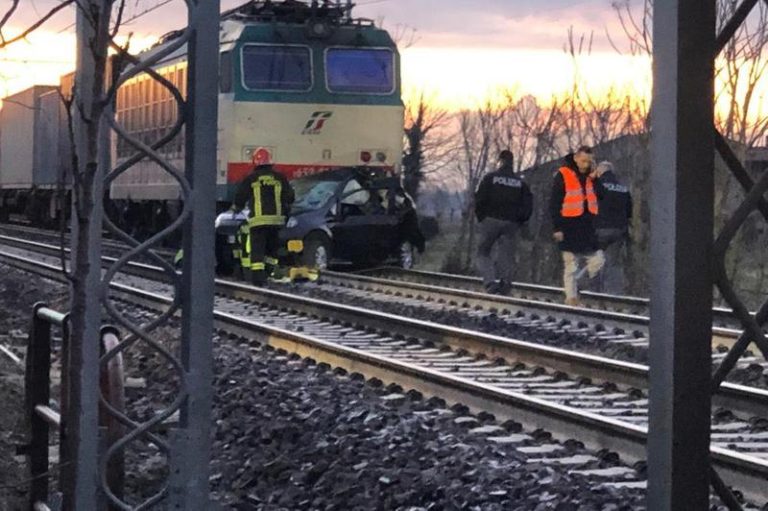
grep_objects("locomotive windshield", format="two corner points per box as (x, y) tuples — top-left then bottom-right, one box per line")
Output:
(325, 48), (395, 94)
(241, 45), (312, 91)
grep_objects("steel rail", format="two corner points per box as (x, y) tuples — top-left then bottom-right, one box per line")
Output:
(0, 238), (764, 419)
(323, 269), (744, 347)
(2, 249), (766, 505)
(0, 343), (23, 366)
(0, 234), (742, 344)
(359, 267), (743, 327)
(0, 224), (176, 258)
(0, 226), (754, 328)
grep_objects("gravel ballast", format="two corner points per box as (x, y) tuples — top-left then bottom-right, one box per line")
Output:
(2, 261), (765, 509)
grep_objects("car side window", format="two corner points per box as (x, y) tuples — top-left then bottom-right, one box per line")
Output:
(341, 179), (370, 207)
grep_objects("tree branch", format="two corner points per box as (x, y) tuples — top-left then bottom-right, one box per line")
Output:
(0, 0), (75, 50)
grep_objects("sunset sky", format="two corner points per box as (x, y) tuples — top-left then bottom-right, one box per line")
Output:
(0, 0), (650, 109)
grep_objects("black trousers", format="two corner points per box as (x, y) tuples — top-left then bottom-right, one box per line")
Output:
(245, 224), (281, 284)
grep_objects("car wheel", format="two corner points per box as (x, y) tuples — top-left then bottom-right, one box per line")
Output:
(303, 233), (331, 270)
(398, 241), (415, 269)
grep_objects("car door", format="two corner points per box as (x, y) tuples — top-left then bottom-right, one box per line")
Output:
(330, 178), (376, 262)
(365, 183), (400, 257)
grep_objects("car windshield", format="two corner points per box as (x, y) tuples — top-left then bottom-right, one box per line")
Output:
(291, 178), (343, 213)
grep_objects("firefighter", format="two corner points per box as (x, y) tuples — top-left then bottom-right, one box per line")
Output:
(550, 146), (605, 306)
(233, 164), (295, 285)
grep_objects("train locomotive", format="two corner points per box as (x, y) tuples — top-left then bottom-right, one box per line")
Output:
(0, 0), (405, 239)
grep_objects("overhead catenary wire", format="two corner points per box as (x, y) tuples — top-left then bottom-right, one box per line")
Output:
(57, 0), (177, 34)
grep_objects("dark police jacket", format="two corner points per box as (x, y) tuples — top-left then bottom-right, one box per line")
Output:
(474, 164), (533, 223)
(594, 170), (632, 231)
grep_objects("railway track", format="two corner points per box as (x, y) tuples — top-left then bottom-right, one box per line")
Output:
(2, 233), (765, 386)
(358, 266), (747, 329)
(318, 268), (765, 362)
(1, 239), (767, 504)
(0, 222), (176, 260)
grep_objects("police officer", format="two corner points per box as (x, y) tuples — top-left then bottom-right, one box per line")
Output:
(594, 161), (632, 294)
(550, 146), (605, 306)
(233, 164), (295, 285)
(474, 150), (533, 294)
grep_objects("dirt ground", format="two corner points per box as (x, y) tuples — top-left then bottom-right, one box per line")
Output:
(0, 263), (68, 511)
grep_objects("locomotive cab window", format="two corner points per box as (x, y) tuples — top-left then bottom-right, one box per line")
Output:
(241, 44), (312, 92)
(325, 48), (395, 94)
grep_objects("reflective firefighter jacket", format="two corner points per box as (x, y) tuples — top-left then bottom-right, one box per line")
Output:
(233, 166), (295, 227)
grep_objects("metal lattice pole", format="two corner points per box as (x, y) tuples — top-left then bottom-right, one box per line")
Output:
(64, 0), (220, 508)
(651, 1), (768, 509)
(708, 0), (768, 508)
(171, 0), (220, 507)
(648, 1), (716, 509)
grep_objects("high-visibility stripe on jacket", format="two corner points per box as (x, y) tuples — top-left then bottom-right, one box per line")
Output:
(249, 175), (286, 227)
(559, 167), (598, 217)
(239, 225), (251, 269)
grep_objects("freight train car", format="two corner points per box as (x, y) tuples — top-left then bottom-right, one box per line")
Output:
(111, 0), (404, 233)
(0, 85), (73, 225)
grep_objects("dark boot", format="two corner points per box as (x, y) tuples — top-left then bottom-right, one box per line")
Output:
(251, 270), (268, 286)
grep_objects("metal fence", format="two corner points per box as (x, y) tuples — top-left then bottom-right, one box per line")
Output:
(710, 1), (768, 508)
(23, 303), (125, 510)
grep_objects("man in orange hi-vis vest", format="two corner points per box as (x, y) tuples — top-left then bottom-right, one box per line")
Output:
(549, 146), (605, 306)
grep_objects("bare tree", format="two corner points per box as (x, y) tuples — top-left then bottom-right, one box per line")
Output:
(402, 91), (453, 199)
(583, 87), (640, 144)
(0, 0), (114, 350)
(560, 27), (644, 149)
(611, 0), (768, 147)
(391, 22), (419, 49)
(1, 0), (138, 503)
(494, 92), (565, 171)
(716, 0), (768, 147)
(0, 0), (74, 49)
(607, 0), (652, 57)
(451, 102), (503, 270)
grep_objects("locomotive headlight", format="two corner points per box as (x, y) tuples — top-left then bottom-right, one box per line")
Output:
(306, 20), (333, 39)
(286, 217), (298, 229)
(376, 152), (387, 163)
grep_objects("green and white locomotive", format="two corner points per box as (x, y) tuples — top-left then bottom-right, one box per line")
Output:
(112, 0), (404, 228)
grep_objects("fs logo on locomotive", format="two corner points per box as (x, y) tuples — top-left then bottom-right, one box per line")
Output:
(302, 111), (333, 135)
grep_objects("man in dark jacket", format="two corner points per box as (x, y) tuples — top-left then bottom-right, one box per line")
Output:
(474, 150), (533, 294)
(594, 161), (632, 294)
(233, 164), (295, 285)
(550, 146), (605, 305)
